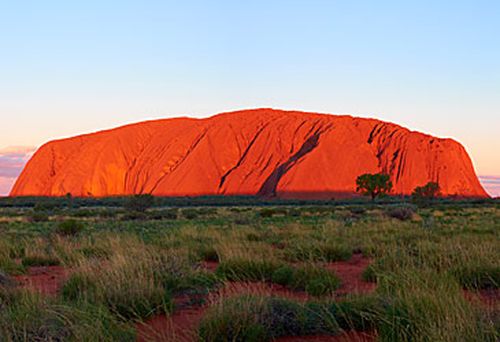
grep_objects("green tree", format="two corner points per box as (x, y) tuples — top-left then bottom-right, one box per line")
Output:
(412, 182), (440, 206)
(356, 173), (393, 201)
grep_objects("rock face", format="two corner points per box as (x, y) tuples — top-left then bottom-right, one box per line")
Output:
(11, 109), (488, 198)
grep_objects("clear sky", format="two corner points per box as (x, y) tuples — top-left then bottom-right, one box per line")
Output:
(0, 1), (499, 195)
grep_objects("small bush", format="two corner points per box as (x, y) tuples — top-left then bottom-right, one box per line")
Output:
(198, 295), (340, 341)
(176, 271), (220, 292)
(349, 206), (366, 215)
(124, 194), (155, 213)
(259, 208), (287, 218)
(0, 259), (25, 275)
(216, 259), (281, 282)
(200, 246), (219, 262)
(0, 293), (135, 341)
(182, 209), (199, 220)
(386, 206), (414, 221)
(62, 273), (98, 301)
(246, 233), (262, 242)
(77, 246), (111, 259)
(272, 265), (341, 296)
(361, 264), (377, 283)
(287, 208), (301, 217)
(0, 270), (14, 287)
(451, 265), (500, 289)
(55, 219), (85, 236)
(412, 182), (440, 207)
(322, 244), (353, 262)
(328, 295), (379, 331)
(285, 242), (352, 262)
(150, 208), (178, 220)
(21, 256), (60, 267)
(292, 266), (340, 296)
(271, 266), (295, 286)
(233, 215), (252, 225)
(27, 211), (49, 222)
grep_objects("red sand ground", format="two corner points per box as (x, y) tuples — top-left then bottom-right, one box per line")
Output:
(200, 261), (219, 272)
(326, 253), (376, 296)
(13, 266), (69, 296)
(275, 331), (377, 342)
(463, 289), (500, 309)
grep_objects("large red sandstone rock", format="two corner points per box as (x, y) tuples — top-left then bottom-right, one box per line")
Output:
(11, 109), (488, 199)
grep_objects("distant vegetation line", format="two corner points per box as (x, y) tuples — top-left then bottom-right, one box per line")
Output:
(0, 194), (496, 209)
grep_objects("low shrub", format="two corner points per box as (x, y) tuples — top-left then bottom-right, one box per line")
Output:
(450, 265), (499, 289)
(386, 206), (415, 221)
(361, 264), (377, 283)
(215, 259), (281, 282)
(198, 295), (340, 342)
(149, 208), (178, 220)
(124, 194), (155, 213)
(182, 209), (199, 220)
(62, 273), (98, 302)
(285, 242), (352, 262)
(349, 206), (367, 215)
(0, 292), (135, 341)
(55, 219), (85, 236)
(291, 266), (341, 296)
(0, 259), (25, 276)
(246, 232), (262, 242)
(327, 295), (380, 331)
(121, 211), (148, 221)
(27, 211), (49, 222)
(259, 208), (288, 218)
(77, 246), (111, 259)
(199, 246), (219, 262)
(0, 270), (14, 287)
(271, 266), (295, 286)
(21, 255), (60, 267)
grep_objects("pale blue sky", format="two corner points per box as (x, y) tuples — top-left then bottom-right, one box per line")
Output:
(0, 1), (499, 181)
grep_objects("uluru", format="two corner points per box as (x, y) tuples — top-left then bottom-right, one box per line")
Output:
(10, 109), (488, 199)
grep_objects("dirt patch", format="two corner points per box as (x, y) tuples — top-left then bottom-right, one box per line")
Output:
(275, 331), (377, 342)
(13, 266), (69, 296)
(463, 289), (500, 309)
(199, 260), (219, 272)
(326, 253), (375, 296)
(137, 306), (206, 342)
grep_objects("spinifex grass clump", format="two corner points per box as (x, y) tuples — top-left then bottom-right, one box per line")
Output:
(271, 265), (341, 296)
(0, 287), (135, 341)
(385, 205), (415, 221)
(374, 270), (498, 342)
(55, 219), (85, 237)
(0, 240), (25, 275)
(198, 295), (339, 342)
(216, 259), (340, 296)
(215, 258), (281, 282)
(21, 255), (60, 267)
(284, 240), (352, 262)
(62, 237), (187, 319)
(62, 234), (222, 319)
(451, 264), (499, 290)
(199, 294), (384, 341)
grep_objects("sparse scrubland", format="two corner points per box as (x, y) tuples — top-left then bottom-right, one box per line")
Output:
(0, 197), (498, 341)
